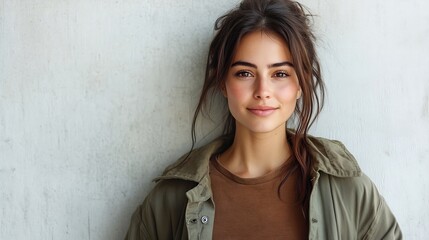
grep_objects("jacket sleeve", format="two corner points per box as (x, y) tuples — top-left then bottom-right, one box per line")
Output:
(124, 179), (195, 240)
(360, 176), (403, 240)
(361, 196), (403, 240)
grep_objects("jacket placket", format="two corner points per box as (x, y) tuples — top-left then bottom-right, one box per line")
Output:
(185, 176), (215, 240)
(308, 170), (321, 240)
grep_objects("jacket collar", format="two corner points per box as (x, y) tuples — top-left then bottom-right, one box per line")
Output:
(156, 133), (361, 182)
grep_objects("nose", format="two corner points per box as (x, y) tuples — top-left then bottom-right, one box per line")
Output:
(254, 76), (271, 99)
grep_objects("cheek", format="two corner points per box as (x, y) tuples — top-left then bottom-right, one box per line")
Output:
(277, 84), (300, 102)
(225, 81), (250, 101)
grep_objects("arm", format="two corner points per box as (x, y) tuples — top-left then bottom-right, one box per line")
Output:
(362, 194), (402, 240)
(124, 197), (157, 240)
(355, 174), (402, 240)
(124, 179), (195, 240)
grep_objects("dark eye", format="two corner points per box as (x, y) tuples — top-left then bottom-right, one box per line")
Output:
(235, 71), (253, 78)
(274, 71), (290, 78)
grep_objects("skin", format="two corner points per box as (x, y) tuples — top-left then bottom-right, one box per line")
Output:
(218, 30), (301, 178)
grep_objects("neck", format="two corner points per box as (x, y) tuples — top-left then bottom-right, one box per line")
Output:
(219, 123), (291, 178)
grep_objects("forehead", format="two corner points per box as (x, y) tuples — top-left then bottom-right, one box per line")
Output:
(232, 30), (293, 64)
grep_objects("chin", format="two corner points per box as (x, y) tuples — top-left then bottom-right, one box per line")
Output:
(240, 122), (286, 134)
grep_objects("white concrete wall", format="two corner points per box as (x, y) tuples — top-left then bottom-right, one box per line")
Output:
(0, 0), (427, 239)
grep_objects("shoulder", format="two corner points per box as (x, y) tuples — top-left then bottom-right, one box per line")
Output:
(317, 172), (402, 239)
(305, 134), (361, 177)
(318, 171), (379, 202)
(145, 179), (197, 210)
(307, 135), (379, 205)
(159, 137), (226, 182)
(307, 134), (380, 217)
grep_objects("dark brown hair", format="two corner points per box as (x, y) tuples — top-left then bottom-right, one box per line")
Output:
(192, 0), (325, 204)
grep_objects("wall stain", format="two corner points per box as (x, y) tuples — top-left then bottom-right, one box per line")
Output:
(0, 167), (15, 173)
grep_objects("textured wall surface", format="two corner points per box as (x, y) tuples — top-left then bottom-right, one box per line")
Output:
(1, 0), (428, 239)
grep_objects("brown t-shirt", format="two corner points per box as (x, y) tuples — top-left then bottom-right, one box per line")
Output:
(210, 157), (308, 240)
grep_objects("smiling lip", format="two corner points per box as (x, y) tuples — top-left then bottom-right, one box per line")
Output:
(247, 106), (278, 116)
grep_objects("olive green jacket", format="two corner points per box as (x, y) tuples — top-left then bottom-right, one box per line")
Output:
(125, 136), (402, 239)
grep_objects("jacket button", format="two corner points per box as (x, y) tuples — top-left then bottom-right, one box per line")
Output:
(311, 218), (318, 223)
(201, 216), (209, 224)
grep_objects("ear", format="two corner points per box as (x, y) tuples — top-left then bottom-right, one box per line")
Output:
(296, 88), (302, 100)
(221, 85), (227, 98)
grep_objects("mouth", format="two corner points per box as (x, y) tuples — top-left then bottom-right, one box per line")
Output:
(247, 106), (279, 116)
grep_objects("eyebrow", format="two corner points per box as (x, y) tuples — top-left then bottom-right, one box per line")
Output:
(230, 61), (294, 69)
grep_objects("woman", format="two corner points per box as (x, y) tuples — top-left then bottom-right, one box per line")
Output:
(125, 0), (402, 239)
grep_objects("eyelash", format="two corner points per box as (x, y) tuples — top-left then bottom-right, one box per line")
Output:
(234, 70), (290, 78)
(235, 71), (253, 78)
(274, 71), (290, 78)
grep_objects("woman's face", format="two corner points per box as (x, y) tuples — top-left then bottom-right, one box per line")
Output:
(224, 30), (301, 134)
